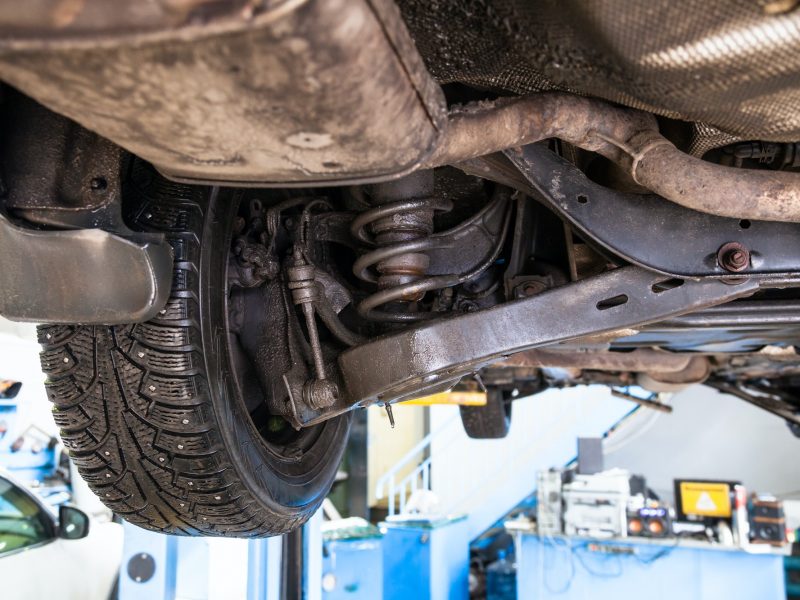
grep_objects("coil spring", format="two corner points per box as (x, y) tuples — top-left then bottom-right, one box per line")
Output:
(351, 197), (453, 322)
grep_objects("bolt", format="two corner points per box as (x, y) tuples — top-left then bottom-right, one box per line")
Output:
(304, 379), (339, 409)
(522, 283), (543, 296)
(514, 278), (549, 299)
(717, 242), (750, 273)
(459, 300), (479, 312)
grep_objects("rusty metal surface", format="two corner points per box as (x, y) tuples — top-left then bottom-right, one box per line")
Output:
(422, 93), (800, 224)
(356, 171), (438, 309)
(338, 266), (762, 407)
(638, 356), (710, 384)
(0, 0), (446, 185)
(717, 242), (751, 273)
(352, 177), (511, 321)
(1, 0), (800, 219)
(423, 93), (657, 168)
(497, 348), (697, 374)
(633, 137), (800, 223)
(4, 2), (800, 227)
(433, 94), (800, 223)
(499, 144), (800, 279)
(0, 0), (296, 43)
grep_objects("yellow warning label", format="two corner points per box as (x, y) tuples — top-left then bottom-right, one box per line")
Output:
(679, 482), (732, 518)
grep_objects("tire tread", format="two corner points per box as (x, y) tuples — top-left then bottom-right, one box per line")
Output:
(459, 390), (512, 439)
(39, 185), (306, 536)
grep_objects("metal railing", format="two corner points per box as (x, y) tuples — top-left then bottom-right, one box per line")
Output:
(374, 415), (458, 516)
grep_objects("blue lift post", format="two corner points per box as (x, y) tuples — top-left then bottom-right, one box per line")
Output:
(118, 510), (321, 600)
(282, 510), (323, 600)
(321, 524), (383, 599)
(381, 515), (470, 600)
(118, 523), (178, 600)
(247, 536), (283, 600)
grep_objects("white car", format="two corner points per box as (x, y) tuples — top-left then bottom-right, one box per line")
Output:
(0, 471), (123, 600)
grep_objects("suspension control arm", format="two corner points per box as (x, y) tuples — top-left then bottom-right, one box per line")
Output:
(338, 267), (764, 407)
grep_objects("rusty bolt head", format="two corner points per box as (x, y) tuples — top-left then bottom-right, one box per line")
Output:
(304, 379), (339, 409)
(717, 242), (750, 273)
(522, 282), (544, 295)
(514, 278), (549, 298)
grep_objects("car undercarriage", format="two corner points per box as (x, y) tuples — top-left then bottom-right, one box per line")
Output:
(0, 0), (799, 535)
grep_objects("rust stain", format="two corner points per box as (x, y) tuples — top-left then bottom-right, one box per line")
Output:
(52, 0), (86, 28)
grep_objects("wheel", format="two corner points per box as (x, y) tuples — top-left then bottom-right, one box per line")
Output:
(459, 389), (513, 439)
(38, 163), (351, 536)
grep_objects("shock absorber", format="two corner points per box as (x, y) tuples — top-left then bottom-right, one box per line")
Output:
(351, 171), (452, 322)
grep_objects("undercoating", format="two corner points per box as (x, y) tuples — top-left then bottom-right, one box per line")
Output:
(397, 0), (800, 143)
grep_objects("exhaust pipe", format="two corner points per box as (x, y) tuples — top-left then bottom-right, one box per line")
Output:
(425, 93), (800, 223)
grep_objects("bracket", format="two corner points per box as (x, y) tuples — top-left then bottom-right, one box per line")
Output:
(470, 144), (800, 279)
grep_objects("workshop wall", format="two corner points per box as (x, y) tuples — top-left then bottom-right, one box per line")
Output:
(430, 386), (636, 539)
(605, 385), (798, 501)
(367, 403), (427, 507)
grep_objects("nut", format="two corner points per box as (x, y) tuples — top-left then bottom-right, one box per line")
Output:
(717, 242), (750, 273)
(304, 379), (339, 409)
(513, 277), (549, 298)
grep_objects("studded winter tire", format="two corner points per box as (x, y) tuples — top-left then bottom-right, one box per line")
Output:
(38, 164), (351, 537)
